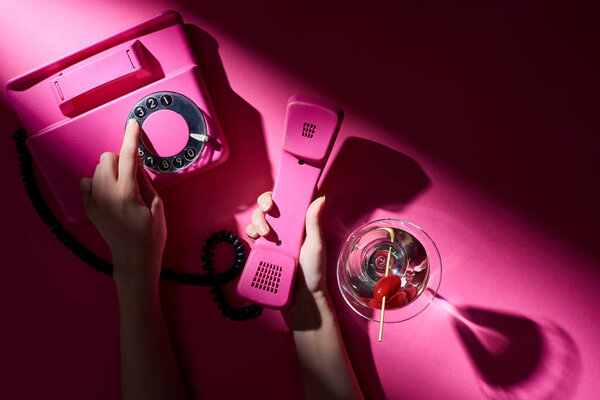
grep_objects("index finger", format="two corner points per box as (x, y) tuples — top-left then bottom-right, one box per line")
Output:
(118, 119), (140, 189)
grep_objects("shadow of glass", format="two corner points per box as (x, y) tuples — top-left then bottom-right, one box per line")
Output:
(319, 137), (430, 399)
(454, 306), (543, 387)
(437, 296), (581, 399)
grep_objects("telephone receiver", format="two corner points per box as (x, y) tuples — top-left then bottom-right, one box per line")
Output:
(237, 95), (343, 308)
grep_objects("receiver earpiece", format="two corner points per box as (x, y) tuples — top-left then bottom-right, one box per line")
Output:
(281, 95), (343, 165)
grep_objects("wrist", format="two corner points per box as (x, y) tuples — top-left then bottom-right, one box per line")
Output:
(115, 278), (161, 318)
(115, 275), (159, 296)
(112, 256), (161, 297)
(111, 246), (162, 267)
(307, 289), (330, 307)
(289, 288), (334, 331)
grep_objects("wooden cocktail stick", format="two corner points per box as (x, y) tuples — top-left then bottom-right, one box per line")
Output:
(378, 246), (393, 342)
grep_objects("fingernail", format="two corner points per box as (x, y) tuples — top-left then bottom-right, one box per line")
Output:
(127, 118), (137, 127)
(258, 197), (271, 211)
(258, 223), (269, 235)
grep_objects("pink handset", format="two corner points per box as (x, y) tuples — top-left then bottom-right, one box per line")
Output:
(236, 95), (343, 308)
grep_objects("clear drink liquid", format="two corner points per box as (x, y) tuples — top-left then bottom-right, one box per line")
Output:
(347, 227), (429, 309)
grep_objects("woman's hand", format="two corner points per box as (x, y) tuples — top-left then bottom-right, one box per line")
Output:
(245, 191), (328, 327)
(246, 192), (363, 399)
(80, 119), (166, 290)
(245, 192), (327, 296)
(80, 120), (186, 400)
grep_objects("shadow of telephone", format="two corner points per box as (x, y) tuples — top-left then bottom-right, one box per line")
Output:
(6, 11), (228, 223)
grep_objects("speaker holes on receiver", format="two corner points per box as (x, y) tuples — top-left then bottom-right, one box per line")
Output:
(302, 122), (316, 138)
(298, 159), (305, 165)
(250, 261), (282, 293)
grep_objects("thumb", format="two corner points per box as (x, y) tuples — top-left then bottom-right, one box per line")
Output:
(304, 195), (326, 246)
(80, 178), (93, 215)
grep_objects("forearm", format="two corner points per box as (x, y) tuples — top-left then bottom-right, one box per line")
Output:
(115, 266), (187, 400)
(291, 290), (363, 400)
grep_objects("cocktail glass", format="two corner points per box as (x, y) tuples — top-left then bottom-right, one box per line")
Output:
(337, 218), (442, 323)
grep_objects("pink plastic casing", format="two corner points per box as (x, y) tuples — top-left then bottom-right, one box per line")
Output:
(236, 95), (343, 308)
(6, 11), (228, 223)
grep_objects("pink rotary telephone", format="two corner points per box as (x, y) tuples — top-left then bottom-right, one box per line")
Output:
(6, 11), (228, 223)
(237, 95), (343, 308)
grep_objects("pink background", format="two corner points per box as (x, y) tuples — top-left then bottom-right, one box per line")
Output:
(1, 1), (599, 399)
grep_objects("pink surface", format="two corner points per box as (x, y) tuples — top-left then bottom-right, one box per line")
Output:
(143, 110), (189, 157)
(1, 2), (599, 400)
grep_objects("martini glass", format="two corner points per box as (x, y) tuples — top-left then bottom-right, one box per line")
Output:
(337, 218), (442, 323)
